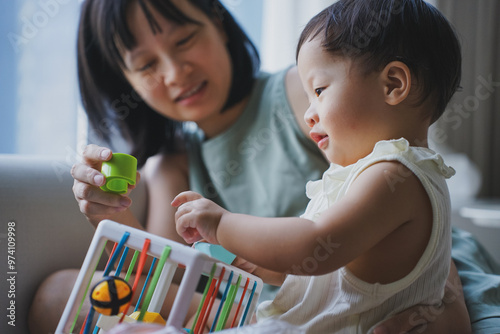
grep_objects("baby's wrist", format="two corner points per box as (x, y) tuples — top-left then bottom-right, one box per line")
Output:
(215, 211), (231, 246)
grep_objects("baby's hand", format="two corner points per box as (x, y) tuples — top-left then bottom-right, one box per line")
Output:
(171, 191), (227, 245)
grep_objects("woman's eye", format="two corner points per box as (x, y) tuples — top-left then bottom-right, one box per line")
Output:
(138, 61), (154, 72)
(314, 88), (324, 97)
(176, 32), (195, 47)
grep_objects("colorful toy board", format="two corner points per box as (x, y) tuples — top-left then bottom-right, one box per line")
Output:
(56, 220), (263, 334)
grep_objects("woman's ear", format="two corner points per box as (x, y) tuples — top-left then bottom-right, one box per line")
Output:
(381, 61), (411, 106)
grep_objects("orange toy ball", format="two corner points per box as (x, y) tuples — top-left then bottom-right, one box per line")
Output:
(90, 276), (132, 316)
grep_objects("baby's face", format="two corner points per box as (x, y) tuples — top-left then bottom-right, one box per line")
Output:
(297, 37), (390, 166)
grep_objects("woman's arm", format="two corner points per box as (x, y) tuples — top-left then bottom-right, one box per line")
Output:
(142, 152), (190, 244)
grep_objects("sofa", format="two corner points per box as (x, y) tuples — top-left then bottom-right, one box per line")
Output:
(0, 155), (147, 334)
(0, 154), (499, 334)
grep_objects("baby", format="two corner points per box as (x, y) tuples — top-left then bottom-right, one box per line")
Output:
(172, 0), (465, 332)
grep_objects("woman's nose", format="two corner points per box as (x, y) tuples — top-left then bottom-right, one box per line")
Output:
(304, 105), (318, 128)
(162, 56), (193, 86)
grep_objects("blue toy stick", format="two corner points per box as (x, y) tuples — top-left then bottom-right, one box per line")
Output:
(134, 257), (158, 312)
(209, 271), (234, 332)
(239, 281), (257, 327)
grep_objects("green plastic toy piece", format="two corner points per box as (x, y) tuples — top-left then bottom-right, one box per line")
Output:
(100, 153), (137, 194)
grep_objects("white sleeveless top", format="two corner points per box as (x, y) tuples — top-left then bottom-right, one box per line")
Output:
(257, 138), (455, 333)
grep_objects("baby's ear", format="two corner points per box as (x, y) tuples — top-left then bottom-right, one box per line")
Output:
(381, 61), (411, 106)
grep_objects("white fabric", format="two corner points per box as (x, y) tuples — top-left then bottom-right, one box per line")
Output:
(257, 138), (455, 333)
(107, 320), (306, 334)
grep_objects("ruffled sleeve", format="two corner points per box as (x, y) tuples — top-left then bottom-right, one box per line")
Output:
(358, 139), (455, 178)
(299, 138), (455, 221)
(301, 163), (354, 221)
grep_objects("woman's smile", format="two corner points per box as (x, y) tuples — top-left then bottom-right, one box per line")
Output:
(174, 81), (208, 105)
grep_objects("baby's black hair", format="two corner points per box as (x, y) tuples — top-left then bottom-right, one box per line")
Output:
(78, 0), (260, 167)
(297, 0), (461, 123)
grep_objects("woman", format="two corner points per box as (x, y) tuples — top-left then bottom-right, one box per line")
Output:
(29, 0), (492, 333)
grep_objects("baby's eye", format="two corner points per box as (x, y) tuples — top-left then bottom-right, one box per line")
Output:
(314, 88), (324, 97)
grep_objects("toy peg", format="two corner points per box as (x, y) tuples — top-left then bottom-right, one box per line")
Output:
(129, 311), (166, 325)
(101, 153), (137, 194)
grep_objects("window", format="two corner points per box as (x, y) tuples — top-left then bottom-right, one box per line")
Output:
(0, 0), (80, 156)
(0, 0), (326, 157)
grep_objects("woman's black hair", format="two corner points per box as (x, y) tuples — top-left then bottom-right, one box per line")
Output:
(297, 0), (461, 123)
(78, 0), (260, 167)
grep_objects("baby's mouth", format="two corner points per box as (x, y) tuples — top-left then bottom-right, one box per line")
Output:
(310, 132), (329, 149)
(310, 132), (327, 144)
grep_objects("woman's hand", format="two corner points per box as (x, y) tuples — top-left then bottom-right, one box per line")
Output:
(233, 256), (286, 286)
(172, 191), (227, 245)
(373, 260), (471, 334)
(232, 256), (259, 275)
(71, 144), (139, 226)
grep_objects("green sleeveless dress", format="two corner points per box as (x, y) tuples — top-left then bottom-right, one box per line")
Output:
(185, 68), (329, 218)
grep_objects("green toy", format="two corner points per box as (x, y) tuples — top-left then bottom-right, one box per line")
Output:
(100, 153), (137, 194)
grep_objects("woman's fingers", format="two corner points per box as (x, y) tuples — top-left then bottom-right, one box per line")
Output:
(232, 257), (257, 273)
(73, 181), (131, 215)
(70, 145), (137, 217)
(77, 198), (129, 216)
(73, 181), (131, 207)
(71, 144), (113, 186)
(81, 144), (112, 168)
(71, 162), (106, 187)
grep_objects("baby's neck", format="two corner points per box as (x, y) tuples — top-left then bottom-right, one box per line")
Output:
(385, 105), (431, 148)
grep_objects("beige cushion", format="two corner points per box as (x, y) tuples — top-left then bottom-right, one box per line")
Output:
(0, 155), (147, 334)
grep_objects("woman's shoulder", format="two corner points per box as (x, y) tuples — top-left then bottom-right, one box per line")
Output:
(253, 66), (310, 138)
(142, 152), (189, 182)
(284, 66), (310, 137)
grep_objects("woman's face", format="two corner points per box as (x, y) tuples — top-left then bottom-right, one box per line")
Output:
(120, 0), (233, 132)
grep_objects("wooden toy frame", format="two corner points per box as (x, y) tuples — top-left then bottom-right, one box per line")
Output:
(56, 220), (263, 334)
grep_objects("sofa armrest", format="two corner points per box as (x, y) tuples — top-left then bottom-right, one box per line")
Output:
(0, 155), (147, 334)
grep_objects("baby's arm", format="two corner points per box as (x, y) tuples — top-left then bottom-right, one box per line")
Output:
(172, 191), (318, 272)
(173, 161), (430, 279)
